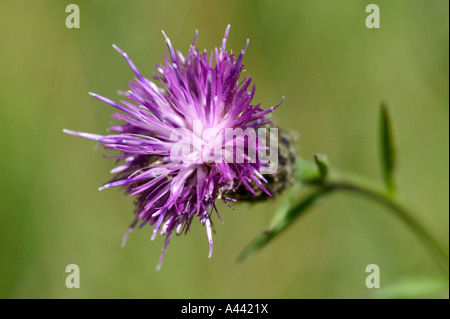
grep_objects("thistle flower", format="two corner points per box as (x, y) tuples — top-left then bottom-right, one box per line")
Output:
(230, 128), (297, 202)
(64, 25), (283, 269)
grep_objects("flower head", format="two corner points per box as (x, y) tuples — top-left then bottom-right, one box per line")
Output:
(64, 25), (282, 269)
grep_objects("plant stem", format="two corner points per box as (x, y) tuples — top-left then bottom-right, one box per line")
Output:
(305, 177), (449, 277)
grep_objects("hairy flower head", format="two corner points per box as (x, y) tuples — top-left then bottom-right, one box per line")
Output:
(64, 25), (282, 269)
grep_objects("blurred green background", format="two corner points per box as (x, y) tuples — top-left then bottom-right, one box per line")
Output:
(0, 0), (448, 298)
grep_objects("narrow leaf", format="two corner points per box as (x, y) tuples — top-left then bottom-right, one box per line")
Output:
(370, 277), (448, 299)
(268, 182), (302, 228)
(295, 157), (321, 182)
(314, 153), (330, 180)
(380, 102), (397, 192)
(237, 188), (330, 263)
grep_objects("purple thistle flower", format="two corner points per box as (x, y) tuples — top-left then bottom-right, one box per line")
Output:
(64, 25), (282, 269)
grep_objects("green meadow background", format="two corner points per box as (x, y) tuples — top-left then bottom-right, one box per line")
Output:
(0, 0), (448, 298)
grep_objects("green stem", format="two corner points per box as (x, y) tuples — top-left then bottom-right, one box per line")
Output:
(240, 158), (448, 277)
(305, 177), (449, 277)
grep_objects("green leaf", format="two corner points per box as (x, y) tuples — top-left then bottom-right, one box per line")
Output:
(295, 157), (321, 182)
(314, 153), (330, 180)
(268, 182), (302, 228)
(237, 187), (329, 263)
(370, 277), (449, 299)
(379, 102), (397, 192)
